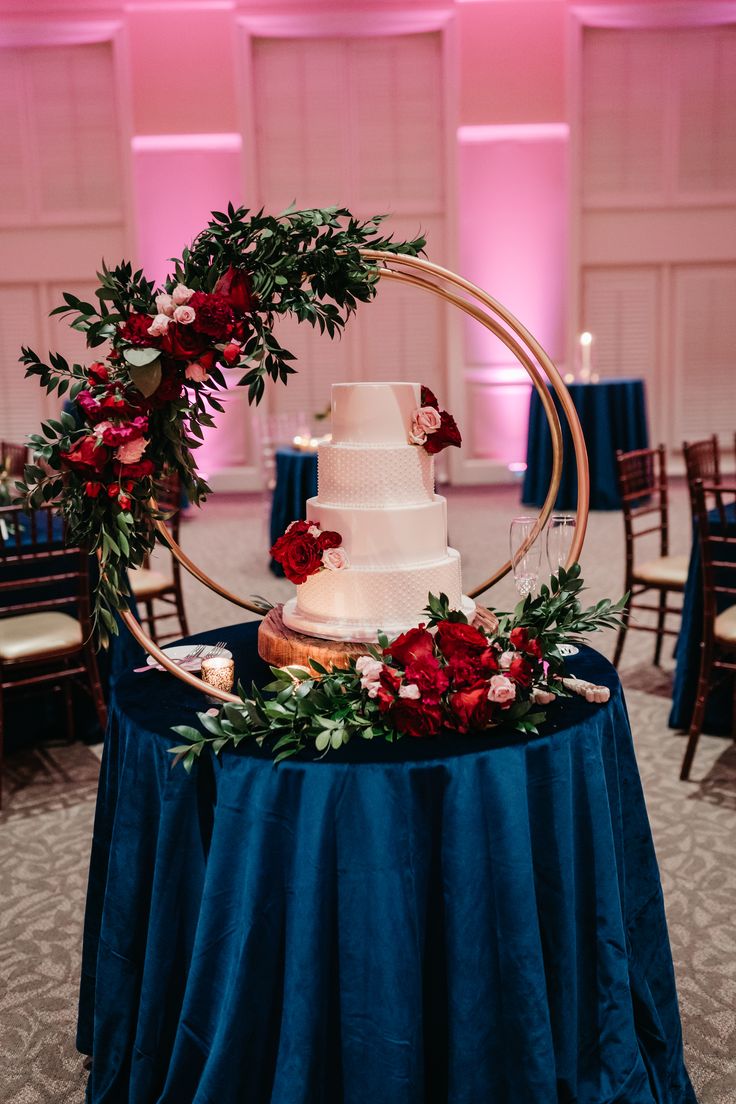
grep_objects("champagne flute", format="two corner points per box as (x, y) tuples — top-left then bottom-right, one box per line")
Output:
(546, 514), (576, 575)
(546, 514), (579, 655)
(509, 516), (542, 598)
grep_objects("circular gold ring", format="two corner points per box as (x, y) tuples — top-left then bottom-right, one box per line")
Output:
(120, 252), (590, 699)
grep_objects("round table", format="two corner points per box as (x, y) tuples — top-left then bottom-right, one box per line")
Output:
(522, 379), (649, 511)
(77, 623), (695, 1104)
(269, 448), (318, 575)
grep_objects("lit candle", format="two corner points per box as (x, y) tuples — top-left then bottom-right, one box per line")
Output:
(579, 332), (593, 381)
(201, 655), (235, 693)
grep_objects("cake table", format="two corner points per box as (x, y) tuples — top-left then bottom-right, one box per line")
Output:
(77, 622), (695, 1104)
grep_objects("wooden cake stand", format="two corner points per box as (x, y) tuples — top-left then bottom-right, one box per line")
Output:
(258, 604), (500, 671)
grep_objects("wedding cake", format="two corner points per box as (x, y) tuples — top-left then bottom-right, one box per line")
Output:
(279, 382), (475, 642)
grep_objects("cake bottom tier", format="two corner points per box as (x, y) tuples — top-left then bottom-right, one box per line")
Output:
(282, 549), (476, 642)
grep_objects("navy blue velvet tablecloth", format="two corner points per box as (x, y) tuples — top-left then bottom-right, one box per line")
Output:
(522, 380), (649, 511)
(1, 510), (144, 744)
(669, 503), (736, 734)
(77, 621), (695, 1103)
(269, 448), (318, 575)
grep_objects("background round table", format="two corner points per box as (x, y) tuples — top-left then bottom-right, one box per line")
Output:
(669, 500), (736, 734)
(522, 379), (649, 511)
(269, 447), (318, 575)
(77, 622), (695, 1104)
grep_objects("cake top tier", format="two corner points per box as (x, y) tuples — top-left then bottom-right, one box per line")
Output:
(331, 382), (420, 446)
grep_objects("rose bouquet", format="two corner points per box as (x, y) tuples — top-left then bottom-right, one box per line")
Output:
(169, 564), (627, 769)
(15, 206), (425, 642)
(270, 520), (349, 583)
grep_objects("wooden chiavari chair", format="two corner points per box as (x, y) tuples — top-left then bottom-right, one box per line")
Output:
(613, 445), (688, 668)
(0, 504), (107, 807)
(680, 481), (736, 780)
(128, 471), (189, 644)
(683, 435), (721, 512)
(0, 441), (29, 477)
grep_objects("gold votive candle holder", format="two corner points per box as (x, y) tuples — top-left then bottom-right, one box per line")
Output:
(200, 655), (235, 694)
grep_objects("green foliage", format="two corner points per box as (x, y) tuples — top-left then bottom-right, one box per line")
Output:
(169, 570), (627, 771)
(17, 205), (425, 640)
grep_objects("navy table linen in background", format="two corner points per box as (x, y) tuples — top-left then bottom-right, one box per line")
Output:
(269, 448), (318, 575)
(522, 379), (649, 511)
(1, 510), (143, 743)
(77, 621), (695, 1103)
(669, 503), (736, 734)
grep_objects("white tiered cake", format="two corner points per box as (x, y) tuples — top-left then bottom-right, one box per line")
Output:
(282, 382), (475, 642)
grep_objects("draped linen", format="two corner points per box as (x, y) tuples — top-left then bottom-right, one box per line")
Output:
(669, 503), (736, 734)
(269, 448), (319, 575)
(522, 379), (649, 511)
(78, 623), (695, 1104)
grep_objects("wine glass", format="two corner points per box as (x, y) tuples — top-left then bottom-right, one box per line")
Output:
(546, 514), (579, 655)
(509, 516), (542, 598)
(546, 514), (576, 574)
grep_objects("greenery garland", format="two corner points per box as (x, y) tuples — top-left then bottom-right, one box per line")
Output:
(169, 566), (627, 770)
(15, 205), (425, 643)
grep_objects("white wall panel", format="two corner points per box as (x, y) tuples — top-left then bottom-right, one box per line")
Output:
(673, 265), (736, 443)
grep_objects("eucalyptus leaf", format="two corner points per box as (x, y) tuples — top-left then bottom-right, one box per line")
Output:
(128, 360), (163, 398)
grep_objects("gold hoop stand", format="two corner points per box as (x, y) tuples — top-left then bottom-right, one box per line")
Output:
(118, 252), (590, 702)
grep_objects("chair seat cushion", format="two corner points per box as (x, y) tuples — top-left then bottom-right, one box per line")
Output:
(715, 606), (736, 646)
(633, 555), (689, 588)
(129, 567), (173, 598)
(0, 611), (82, 661)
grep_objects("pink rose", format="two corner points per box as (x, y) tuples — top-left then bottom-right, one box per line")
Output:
(172, 284), (194, 306)
(147, 313), (171, 337)
(115, 437), (148, 464)
(488, 674), (516, 705)
(185, 361), (208, 383)
(356, 655), (384, 696)
(93, 420), (113, 439)
(414, 406), (442, 434)
(399, 683), (420, 700)
(155, 293), (175, 317)
(173, 304), (196, 325)
(409, 427), (427, 446)
(499, 651), (514, 670)
(322, 546), (349, 571)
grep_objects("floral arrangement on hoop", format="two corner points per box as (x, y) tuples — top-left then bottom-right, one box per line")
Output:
(169, 565), (627, 769)
(15, 205), (425, 643)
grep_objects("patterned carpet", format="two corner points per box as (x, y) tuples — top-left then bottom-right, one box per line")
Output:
(1, 483), (735, 1102)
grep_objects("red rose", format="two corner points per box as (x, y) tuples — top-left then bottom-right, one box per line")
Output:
(98, 415), (148, 447)
(270, 529), (323, 584)
(316, 529), (341, 551)
(84, 481), (102, 498)
(421, 385), (439, 409)
(390, 698), (442, 739)
(221, 341), (242, 365)
(527, 638), (543, 660)
(77, 388), (135, 424)
(435, 621), (489, 662)
(404, 656), (449, 701)
(119, 313), (159, 347)
(119, 459), (155, 480)
(160, 323), (210, 362)
(88, 361), (109, 384)
(376, 665), (402, 712)
(509, 627), (529, 651)
(214, 266), (256, 315)
(188, 291), (235, 340)
(449, 682), (492, 733)
(445, 655), (491, 689)
(62, 435), (109, 474)
(117, 494), (132, 511)
(107, 483), (120, 498)
(423, 409), (462, 455)
(385, 625), (436, 667)
(142, 360), (184, 406)
(509, 655), (533, 687)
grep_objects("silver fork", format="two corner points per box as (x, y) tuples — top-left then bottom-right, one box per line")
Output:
(134, 641), (213, 674)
